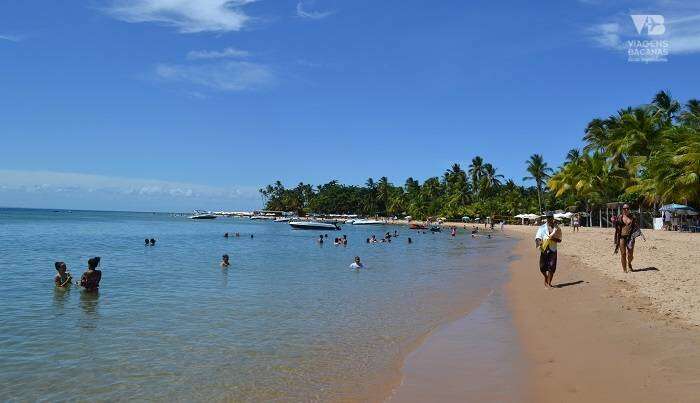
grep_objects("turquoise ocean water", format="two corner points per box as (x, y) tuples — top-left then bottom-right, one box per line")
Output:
(0, 208), (516, 402)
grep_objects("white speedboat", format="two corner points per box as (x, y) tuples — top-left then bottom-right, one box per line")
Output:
(289, 221), (341, 230)
(189, 210), (217, 219)
(274, 217), (292, 222)
(250, 215), (276, 220)
(351, 219), (385, 225)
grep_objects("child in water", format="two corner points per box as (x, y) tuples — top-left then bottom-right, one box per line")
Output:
(54, 262), (72, 288)
(221, 254), (230, 267)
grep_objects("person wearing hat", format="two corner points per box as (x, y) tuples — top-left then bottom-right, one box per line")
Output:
(535, 212), (562, 288)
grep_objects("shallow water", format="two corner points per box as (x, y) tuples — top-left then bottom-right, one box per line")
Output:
(0, 209), (516, 401)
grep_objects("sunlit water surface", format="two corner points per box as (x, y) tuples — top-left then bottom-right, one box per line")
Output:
(0, 209), (516, 401)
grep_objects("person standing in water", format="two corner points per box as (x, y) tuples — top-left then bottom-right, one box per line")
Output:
(349, 256), (364, 270)
(535, 212), (562, 289)
(221, 254), (230, 267)
(614, 204), (644, 273)
(79, 257), (102, 292)
(54, 262), (72, 288)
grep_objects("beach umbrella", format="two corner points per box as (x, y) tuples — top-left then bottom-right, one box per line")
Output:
(659, 204), (698, 215)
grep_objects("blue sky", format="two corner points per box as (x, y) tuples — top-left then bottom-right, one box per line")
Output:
(1, 0), (699, 211)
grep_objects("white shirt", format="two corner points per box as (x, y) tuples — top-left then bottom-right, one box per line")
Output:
(535, 223), (561, 251)
(349, 262), (363, 269)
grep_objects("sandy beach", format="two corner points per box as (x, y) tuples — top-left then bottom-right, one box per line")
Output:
(391, 224), (700, 402)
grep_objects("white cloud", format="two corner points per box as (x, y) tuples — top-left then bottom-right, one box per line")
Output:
(155, 60), (274, 91)
(296, 1), (334, 20)
(586, 1), (700, 55)
(589, 22), (623, 50)
(105, 0), (257, 33)
(187, 47), (250, 60)
(0, 170), (256, 200)
(0, 34), (22, 42)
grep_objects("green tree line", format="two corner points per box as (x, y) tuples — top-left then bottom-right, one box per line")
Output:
(260, 91), (699, 220)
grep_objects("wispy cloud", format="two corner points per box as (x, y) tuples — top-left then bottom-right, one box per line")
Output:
(187, 47), (250, 60)
(589, 22), (624, 50)
(0, 170), (256, 200)
(296, 0), (334, 20)
(105, 0), (257, 33)
(155, 61), (274, 91)
(0, 34), (22, 42)
(586, 1), (700, 55)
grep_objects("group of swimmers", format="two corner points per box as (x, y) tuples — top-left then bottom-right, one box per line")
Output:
(366, 230), (405, 244)
(144, 238), (156, 246)
(53, 257), (102, 292)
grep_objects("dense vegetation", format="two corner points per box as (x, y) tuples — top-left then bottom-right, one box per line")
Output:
(260, 91), (699, 220)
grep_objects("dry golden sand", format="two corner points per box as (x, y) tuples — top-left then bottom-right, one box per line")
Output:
(506, 225), (700, 325)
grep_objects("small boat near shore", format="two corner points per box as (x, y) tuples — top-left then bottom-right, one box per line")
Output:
(410, 223), (428, 230)
(251, 215), (276, 220)
(351, 219), (385, 225)
(189, 210), (217, 219)
(289, 221), (341, 230)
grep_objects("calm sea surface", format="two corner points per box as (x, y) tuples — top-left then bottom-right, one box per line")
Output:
(0, 208), (516, 402)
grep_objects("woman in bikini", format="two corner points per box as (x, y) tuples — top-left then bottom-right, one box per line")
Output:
(614, 204), (640, 273)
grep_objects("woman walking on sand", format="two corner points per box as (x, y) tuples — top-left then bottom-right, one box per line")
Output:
(614, 204), (644, 273)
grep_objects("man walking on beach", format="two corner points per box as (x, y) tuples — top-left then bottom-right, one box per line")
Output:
(535, 212), (562, 288)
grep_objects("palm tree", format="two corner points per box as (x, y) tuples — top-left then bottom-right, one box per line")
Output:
(468, 156), (485, 193)
(651, 90), (680, 127)
(565, 148), (581, 163)
(482, 163), (504, 190)
(524, 154), (553, 213)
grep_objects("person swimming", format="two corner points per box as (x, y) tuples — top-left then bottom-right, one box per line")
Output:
(349, 256), (364, 270)
(250, 234), (254, 239)
(224, 232), (229, 238)
(408, 237), (412, 244)
(144, 238), (149, 246)
(318, 235), (324, 244)
(221, 254), (230, 267)
(79, 257), (102, 292)
(54, 262), (72, 288)
(150, 238), (156, 246)
(235, 232), (240, 237)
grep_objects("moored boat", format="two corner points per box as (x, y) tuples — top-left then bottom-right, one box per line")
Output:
(289, 221), (341, 230)
(189, 210), (217, 219)
(351, 219), (385, 225)
(410, 223), (428, 230)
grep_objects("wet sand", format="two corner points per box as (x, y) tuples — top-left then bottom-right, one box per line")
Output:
(389, 289), (527, 402)
(390, 225), (700, 402)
